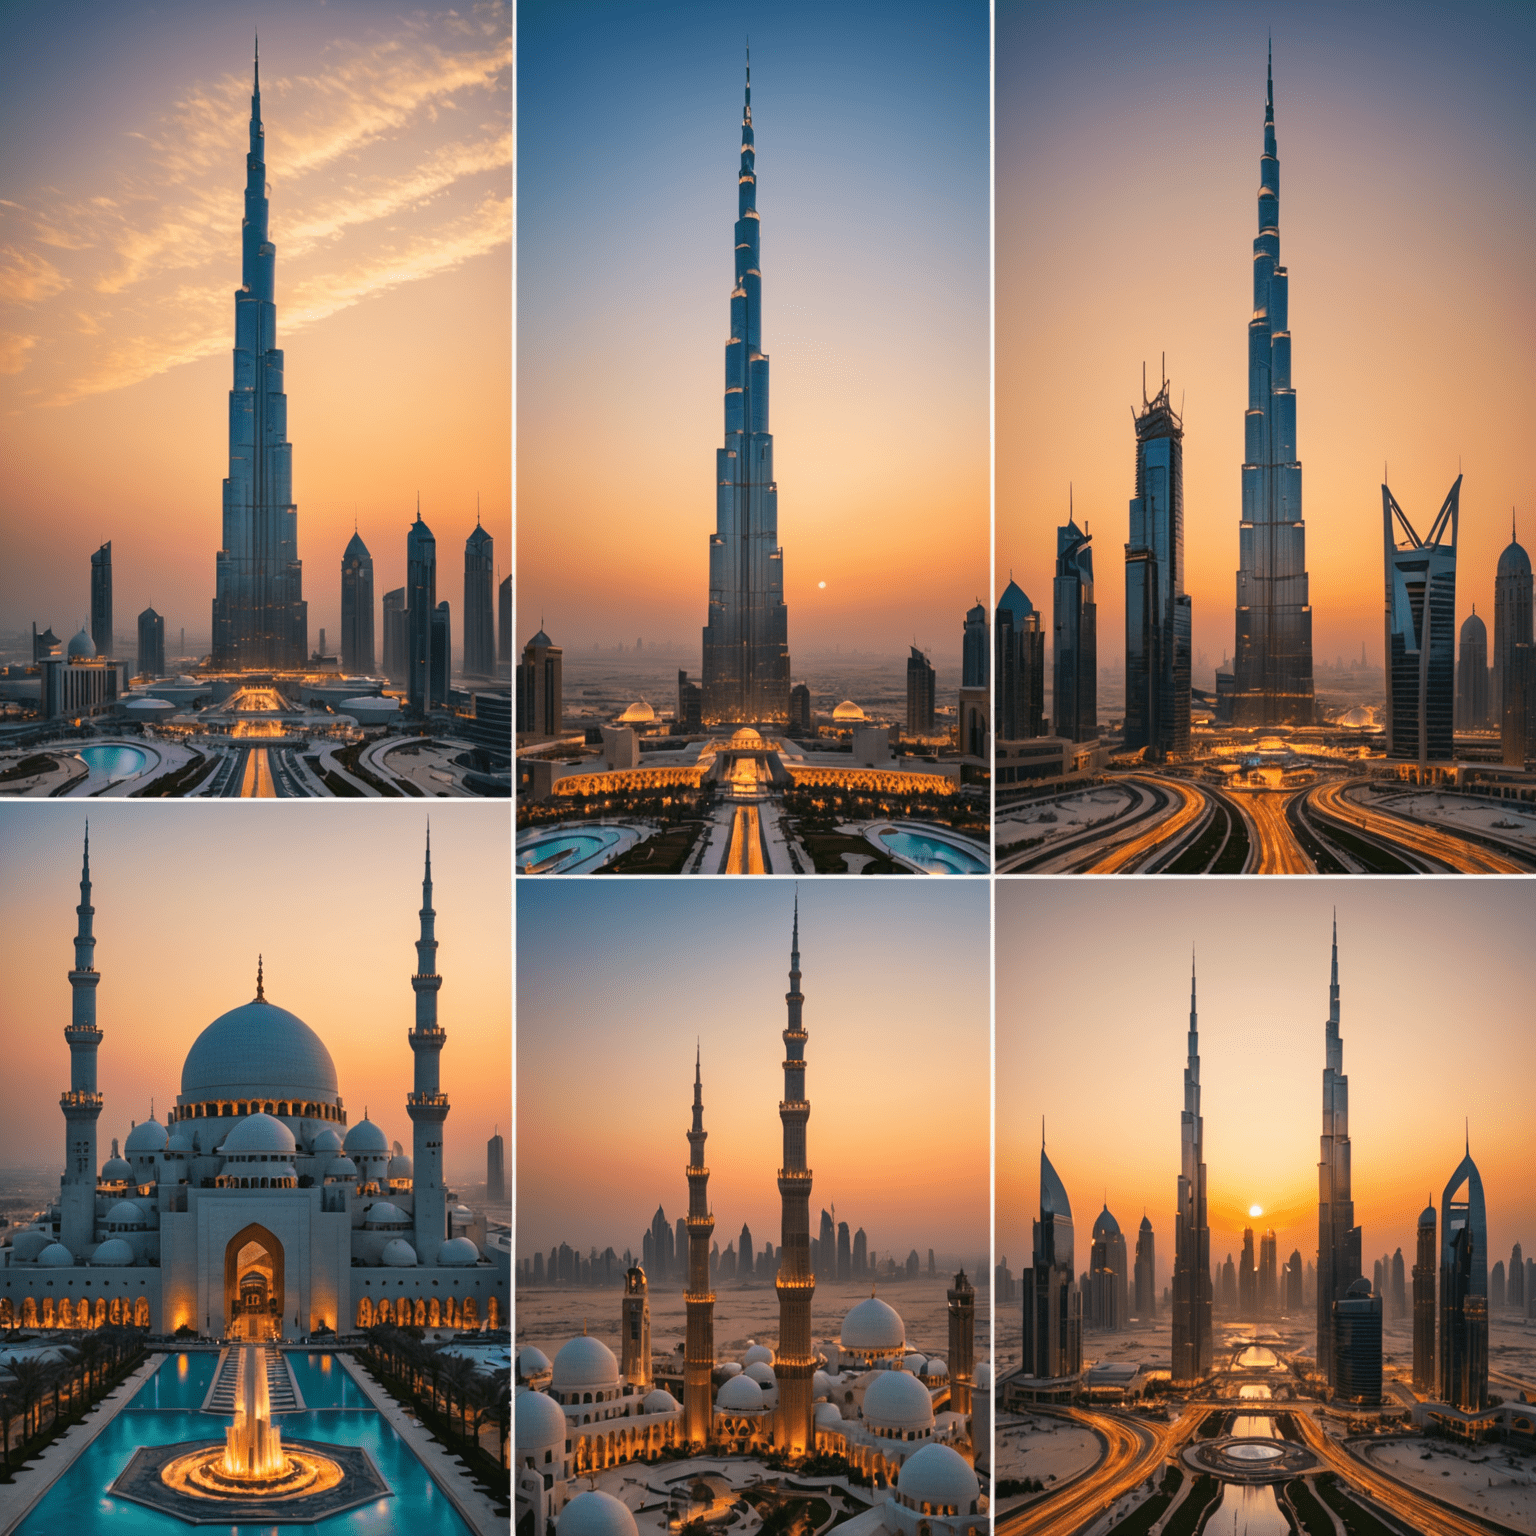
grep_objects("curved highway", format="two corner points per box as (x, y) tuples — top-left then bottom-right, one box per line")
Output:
(1229, 787), (1314, 873)
(1083, 777), (1208, 873)
(1306, 778), (1524, 873)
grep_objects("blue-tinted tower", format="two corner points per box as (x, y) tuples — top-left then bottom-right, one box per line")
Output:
(407, 828), (449, 1264)
(1052, 510), (1096, 742)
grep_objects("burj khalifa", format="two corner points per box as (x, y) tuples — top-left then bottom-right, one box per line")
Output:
(212, 44), (308, 670)
(701, 52), (791, 725)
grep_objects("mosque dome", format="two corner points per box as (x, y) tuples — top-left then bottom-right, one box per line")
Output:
(903, 1352), (928, 1374)
(815, 1401), (843, 1426)
(124, 1117), (167, 1153)
(1093, 1204), (1121, 1239)
(91, 1239), (135, 1266)
(66, 628), (96, 659)
(515, 1388), (568, 1454)
(717, 1361), (743, 1379)
(716, 1374), (765, 1412)
(518, 1346), (552, 1378)
(221, 1113), (298, 1156)
(1460, 609), (1487, 641)
(101, 1153), (133, 1182)
(38, 1243), (74, 1267)
(743, 1361), (776, 1387)
(742, 1343), (775, 1367)
(380, 1238), (418, 1267)
(617, 701), (656, 723)
(166, 1125), (196, 1153)
(813, 1369), (835, 1399)
(310, 1127), (343, 1154)
(897, 1443), (981, 1512)
(105, 1200), (146, 1228)
(437, 1237), (480, 1266)
(388, 1153), (414, 1179)
(1421, 1204), (1437, 1224)
(552, 1335), (620, 1392)
(324, 1156), (357, 1180)
(832, 700), (865, 721)
(643, 1389), (680, 1413)
(1498, 537), (1531, 576)
(862, 1370), (935, 1433)
(840, 1294), (905, 1351)
(343, 1117), (390, 1155)
(11, 1231), (52, 1263)
(362, 1202), (411, 1229)
(730, 727), (762, 745)
(559, 1491), (639, 1536)
(921, 1357), (947, 1378)
(181, 994), (338, 1103)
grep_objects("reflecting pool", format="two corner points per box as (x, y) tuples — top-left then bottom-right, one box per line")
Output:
(79, 745), (148, 778)
(517, 831), (614, 873)
(876, 828), (988, 874)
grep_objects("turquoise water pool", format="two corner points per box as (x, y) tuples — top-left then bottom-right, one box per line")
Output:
(78, 744), (148, 778)
(878, 829), (988, 874)
(517, 832), (610, 872)
(15, 1351), (471, 1535)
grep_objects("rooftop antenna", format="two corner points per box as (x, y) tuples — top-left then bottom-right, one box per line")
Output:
(256, 954), (264, 1000)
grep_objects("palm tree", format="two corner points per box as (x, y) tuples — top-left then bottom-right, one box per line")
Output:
(0, 1384), (15, 1472)
(6, 1355), (51, 1445)
(486, 1367), (511, 1467)
(74, 1336), (103, 1403)
(439, 1354), (479, 1444)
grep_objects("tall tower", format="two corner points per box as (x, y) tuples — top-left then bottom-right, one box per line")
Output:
(774, 896), (814, 1455)
(946, 1269), (975, 1417)
(996, 580), (1044, 740)
(1413, 1200), (1436, 1392)
(463, 518), (495, 679)
(1023, 1133), (1081, 1379)
(1316, 914), (1361, 1387)
(212, 43), (307, 669)
(1438, 1140), (1489, 1411)
(702, 49), (791, 726)
(684, 1046), (716, 1447)
(1172, 956), (1212, 1386)
(1124, 372), (1191, 758)
(61, 826), (104, 1257)
(621, 1267), (651, 1388)
(406, 506), (438, 713)
(1231, 46), (1315, 726)
(1491, 516), (1533, 719)
(1383, 476), (1459, 766)
(1134, 1216), (1156, 1321)
(90, 542), (113, 658)
(406, 826), (449, 1263)
(1052, 507), (1097, 741)
(1456, 607), (1489, 730)
(340, 530), (375, 674)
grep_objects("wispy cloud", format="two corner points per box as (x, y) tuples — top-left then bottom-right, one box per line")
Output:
(0, 334), (39, 374)
(1, 4), (510, 408)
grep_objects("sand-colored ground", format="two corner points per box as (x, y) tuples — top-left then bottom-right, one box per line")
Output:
(1363, 1439), (1536, 1535)
(995, 1411), (1100, 1501)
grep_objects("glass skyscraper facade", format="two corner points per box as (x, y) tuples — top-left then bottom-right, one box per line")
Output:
(211, 48), (308, 670)
(701, 54), (791, 726)
(1052, 512), (1096, 742)
(1231, 52), (1314, 726)
(340, 531), (374, 676)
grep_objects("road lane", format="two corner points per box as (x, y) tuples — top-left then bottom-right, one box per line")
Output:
(1308, 779), (1521, 873)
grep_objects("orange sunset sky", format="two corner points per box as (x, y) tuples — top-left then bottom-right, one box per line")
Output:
(0, 0), (510, 655)
(0, 804), (511, 1190)
(998, 1), (1535, 686)
(997, 879), (1536, 1299)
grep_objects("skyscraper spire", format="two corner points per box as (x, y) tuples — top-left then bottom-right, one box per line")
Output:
(407, 821), (449, 1264)
(61, 825), (105, 1256)
(683, 1043), (715, 1445)
(1317, 916), (1361, 1385)
(1172, 942), (1211, 1384)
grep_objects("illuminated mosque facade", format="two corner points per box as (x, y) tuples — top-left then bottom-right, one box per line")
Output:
(516, 904), (986, 1536)
(0, 829), (507, 1338)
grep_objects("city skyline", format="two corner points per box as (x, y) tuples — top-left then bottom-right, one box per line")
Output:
(997, 0), (1533, 682)
(517, 0), (988, 662)
(0, 1), (511, 654)
(998, 879), (1536, 1299)
(0, 804), (510, 1188)
(516, 881), (989, 1258)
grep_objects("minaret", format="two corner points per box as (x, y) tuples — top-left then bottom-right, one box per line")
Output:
(621, 1267), (651, 1388)
(1171, 952), (1211, 1385)
(212, 39), (307, 669)
(683, 1045), (716, 1446)
(774, 894), (814, 1455)
(406, 825), (449, 1263)
(1316, 913), (1361, 1387)
(701, 45), (791, 725)
(946, 1269), (975, 1417)
(1413, 1199), (1436, 1393)
(61, 825), (104, 1257)
(1231, 44), (1315, 726)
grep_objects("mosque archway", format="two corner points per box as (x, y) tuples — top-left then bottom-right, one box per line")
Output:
(223, 1223), (285, 1337)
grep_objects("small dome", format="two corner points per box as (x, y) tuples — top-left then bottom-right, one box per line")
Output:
(551, 1334), (620, 1391)
(862, 1369), (935, 1432)
(559, 1491), (639, 1536)
(840, 1294), (905, 1351)
(717, 1361), (743, 1378)
(343, 1116), (390, 1155)
(380, 1238), (418, 1267)
(388, 1153), (414, 1179)
(1346, 1276), (1373, 1297)
(1093, 1203), (1121, 1238)
(813, 1369), (835, 1399)
(518, 1346), (552, 1377)
(105, 1200), (146, 1227)
(922, 1357), (947, 1378)
(66, 628), (97, 659)
(998, 578), (1035, 621)
(101, 1155), (133, 1182)
(1497, 538), (1532, 577)
(166, 1124), (196, 1152)
(515, 1388), (568, 1452)
(1421, 1204), (1437, 1224)
(730, 727), (762, 744)
(832, 700), (865, 721)
(92, 1238), (135, 1266)
(324, 1156), (357, 1179)
(362, 1202), (411, 1228)
(437, 1237), (480, 1266)
(310, 1127), (343, 1154)
(815, 1401), (843, 1425)
(221, 1112), (297, 1155)
(643, 1388), (680, 1413)
(1459, 610), (1487, 641)
(903, 1352), (928, 1373)
(743, 1361), (776, 1386)
(617, 701), (655, 723)
(38, 1242), (75, 1267)
(124, 1117), (167, 1154)
(11, 1231), (52, 1263)
(716, 1373), (766, 1412)
(742, 1343), (775, 1367)
(897, 1443), (980, 1510)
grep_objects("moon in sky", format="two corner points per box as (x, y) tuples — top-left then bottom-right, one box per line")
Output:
(1249, 1204), (1264, 1218)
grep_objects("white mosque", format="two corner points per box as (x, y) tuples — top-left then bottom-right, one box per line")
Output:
(0, 828), (508, 1338)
